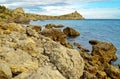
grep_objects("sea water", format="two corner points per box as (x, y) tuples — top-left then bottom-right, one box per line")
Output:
(30, 19), (120, 65)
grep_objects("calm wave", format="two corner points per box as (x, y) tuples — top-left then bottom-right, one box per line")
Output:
(30, 19), (120, 65)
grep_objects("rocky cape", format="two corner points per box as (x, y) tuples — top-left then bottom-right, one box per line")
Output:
(0, 6), (84, 24)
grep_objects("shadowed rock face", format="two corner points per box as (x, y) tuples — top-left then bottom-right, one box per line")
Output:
(41, 28), (67, 45)
(0, 21), (84, 79)
(80, 40), (120, 79)
(63, 27), (80, 37)
(14, 15), (30, 24)
(92, 42), (117, 63)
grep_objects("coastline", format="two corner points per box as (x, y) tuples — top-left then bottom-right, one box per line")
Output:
(0, 6), (120, 79)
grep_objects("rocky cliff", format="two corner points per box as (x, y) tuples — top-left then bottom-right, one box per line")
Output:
(0, 5), (84, 23)
(0, 21), (84, 79)
(27, 11), (84, 20)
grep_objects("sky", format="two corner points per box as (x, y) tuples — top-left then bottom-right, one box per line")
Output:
(0, 0), (120, 19)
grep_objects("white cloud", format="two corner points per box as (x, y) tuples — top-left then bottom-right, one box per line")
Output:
(0, 0), (6, 3)
(78, 8), (120, 19)
(0, 0), (119, 19)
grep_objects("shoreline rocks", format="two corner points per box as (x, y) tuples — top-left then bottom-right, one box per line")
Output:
(0, 21), (84, 79)
(63, 27), (80, 37)
(0, 20), (120, 79)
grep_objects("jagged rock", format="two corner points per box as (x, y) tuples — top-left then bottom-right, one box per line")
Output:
(14, 15), (30, 24)
(105, 64), (120, 79)
(0, 21), (84, 79)
(41, 28), (67, 45)
(45, 24), (56, 29)
(65, 42), (73, 49)
(96, 71), (107, 79)
(0, 61), (12, 79)
(63, 27), (80, 36)
(74, 42), (89, 52)
(81, 71), (97, 79)
(14, 7), (24, 13)
(26, 26), (39, 37)
(89, 40), (100, 45)
(91, 42), (117, 63)
(31, 66), (66, 79)
(27, 25), (42, 33)
(43, 40), (84, 79)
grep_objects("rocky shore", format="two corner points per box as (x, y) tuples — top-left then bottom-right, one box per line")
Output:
(0, 19), (120, 79)
(0, 5), (120, 79)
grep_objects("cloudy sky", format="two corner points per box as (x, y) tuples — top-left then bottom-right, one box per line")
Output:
(0, 0), (120, 19)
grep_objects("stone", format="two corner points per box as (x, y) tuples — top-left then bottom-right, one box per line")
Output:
(63, 27), (80, 36)
(43, 41), (84, 79)
(65, 42), (73, 49)
(27, 25), (42, 33)
(0, 61), (12, 79)
(31, 66), (66, 79)
(74, 42), (81, 48)
(105, 64), (120, 79)
(54, 24), (64, 28)
(81, 71), (97, 79)
(91, 42), (117, 63)
(14, 7), (24, 13)
(41, 28), (67, 45)
(26, 26), (39, 37)
(74, 42), (89, 52)
(14, 15), (30, 24)
(89, 40), (100, 45)
(96, 71), (107, 79)
(45, 23), (56, 29)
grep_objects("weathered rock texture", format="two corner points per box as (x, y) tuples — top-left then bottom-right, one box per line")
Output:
(41, 28), (67, 45)
(0, 21), (84, 79)
(80, 40), (120, 79)
(63, 27), (80, 36)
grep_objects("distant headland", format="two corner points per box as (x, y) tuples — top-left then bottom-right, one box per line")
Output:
(0, 5), (84, 24)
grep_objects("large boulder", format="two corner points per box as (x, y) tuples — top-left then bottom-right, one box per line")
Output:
(63, 27), (80, 36)
(91, 42), (117, 63)
(0, 21), (84, 79)
(43, 40), (84, 79)
(41, 28), (67, 45)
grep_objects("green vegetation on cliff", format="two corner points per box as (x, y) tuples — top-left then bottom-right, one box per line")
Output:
(0, 5), (84, 23)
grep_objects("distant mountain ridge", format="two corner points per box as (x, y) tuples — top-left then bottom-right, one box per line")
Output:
(0, 5), (84, 23)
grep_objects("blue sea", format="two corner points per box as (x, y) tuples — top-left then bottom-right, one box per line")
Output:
(30, 19), (120, 65)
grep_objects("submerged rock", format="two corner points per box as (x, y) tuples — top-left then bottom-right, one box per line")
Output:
(54, 24), (64, 28)
(74, 42), (89, 52)
(89, 40), (100, 45)
(63, 27), (80, 36)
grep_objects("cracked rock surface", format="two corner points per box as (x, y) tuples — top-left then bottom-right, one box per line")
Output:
(0, 21), (84, 79)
